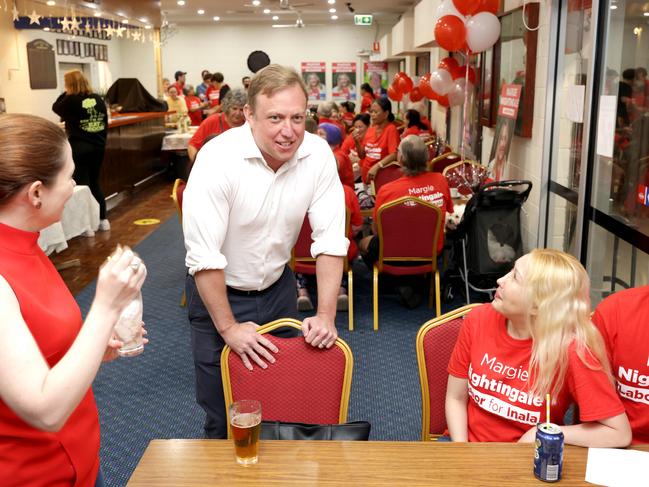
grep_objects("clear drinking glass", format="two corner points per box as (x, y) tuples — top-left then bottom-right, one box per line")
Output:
(230, 400), (262, 465)
(114, 290), (144, 358)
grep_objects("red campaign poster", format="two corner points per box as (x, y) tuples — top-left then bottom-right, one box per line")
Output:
(332, 62), (357, 101)
(364, 61), (387, 97)
(489, 84), (522, 181)
(301, 61), (326, 101)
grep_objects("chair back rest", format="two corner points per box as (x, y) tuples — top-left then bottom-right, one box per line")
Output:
(428, 152), (461, 173)
(376, 196), (442, 262)
(416, 304), (481, 440)
(171, 178), (186, 222)
(221, 319), (354, 438)
(291, 212), (351, 272)
(442, 160), (487, 196)
(371, 163), (403, 196)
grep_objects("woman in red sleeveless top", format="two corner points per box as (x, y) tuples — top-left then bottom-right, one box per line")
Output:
(0, 114), (146, 487)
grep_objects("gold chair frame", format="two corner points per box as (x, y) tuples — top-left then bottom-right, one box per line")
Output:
(171, 178), (186, 306)
(221, 318), (354, 438)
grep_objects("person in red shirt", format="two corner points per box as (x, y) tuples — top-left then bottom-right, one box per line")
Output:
(205, 72), (226, 110)
(187, 88), (247, 163)
(359, 97), (400, 183)
(318, 122), (354, 189)
(340, 113), (370, 181)
(359, 134), (453, 265)
(184, 85), (208, 126)
(0, 114), (147, 487)
(339, 101), (356, 131)
(401, 109), (432, 140)
(359, 82), (375, 113)
(171, 70), (186, 97)
(446, 249), (631, 446)
(592, 286), (649, 444)
(317, 101), (346, 136)
(297, 123), (362, 312)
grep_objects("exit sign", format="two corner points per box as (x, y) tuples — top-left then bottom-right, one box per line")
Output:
(354, 14), (373, 26)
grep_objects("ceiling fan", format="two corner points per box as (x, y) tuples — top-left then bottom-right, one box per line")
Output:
(272, 13), (306, 28)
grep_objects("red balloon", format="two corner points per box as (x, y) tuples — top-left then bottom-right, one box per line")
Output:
(434, 15), (467, 53)
(460, 66), (477, 85)
(409, 86), (423, 102)
(453, 0), (480, 16)
(438, 57), (460, 73)
(394, 72), (414, 94)
(478, 0), (500, 15)
(387, 84), (404, 102)
(419, 74), (436, 100)
(437, 95), (450, 108)
(449, 65), (464, 80)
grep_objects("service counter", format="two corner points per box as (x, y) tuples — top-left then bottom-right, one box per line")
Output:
(101, 112), (168, 198)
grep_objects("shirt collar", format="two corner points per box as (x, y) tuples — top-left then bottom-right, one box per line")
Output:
(240, 122), (313, 171)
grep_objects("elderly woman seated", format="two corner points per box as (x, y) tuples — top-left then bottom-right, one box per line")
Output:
(359, 135), (453, 308)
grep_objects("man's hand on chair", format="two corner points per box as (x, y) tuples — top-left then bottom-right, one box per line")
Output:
(221, 322), (278, 371)
(302, 314), (337, 349)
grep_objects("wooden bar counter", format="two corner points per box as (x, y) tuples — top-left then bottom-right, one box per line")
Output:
(101, 112), (167, 198)
(127, 439), (649, 486)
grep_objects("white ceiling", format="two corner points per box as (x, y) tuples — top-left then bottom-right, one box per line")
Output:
(160, 0), (417, 27)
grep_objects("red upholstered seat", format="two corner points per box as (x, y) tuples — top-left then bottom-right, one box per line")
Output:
(416, 304), (481, 440)
(428, 152), (461, 173)
(221, 319), (354, 437)
(371, 163), (403, 196)
(171, 178), (187, 306)
(291, 214), (355, 331)
(373, 196), (443, 331)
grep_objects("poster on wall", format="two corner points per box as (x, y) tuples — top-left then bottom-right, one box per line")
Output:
(489, 83), (522, 181)
(301, 62), (326, 101)
(363, 62), (387, 97)
(332, 62), (357, 101)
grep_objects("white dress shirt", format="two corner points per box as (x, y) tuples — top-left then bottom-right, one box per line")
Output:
(183, 123), (349, 291)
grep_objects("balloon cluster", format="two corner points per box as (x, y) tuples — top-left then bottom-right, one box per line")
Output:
(434, 0), (501, 54)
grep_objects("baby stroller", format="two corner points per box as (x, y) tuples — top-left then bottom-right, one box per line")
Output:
(450, 180), (532, 303)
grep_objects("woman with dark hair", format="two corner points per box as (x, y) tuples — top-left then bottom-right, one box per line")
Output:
(52, 70), (110, 231)
(358, 97), (400, 183)
(359, 82), (375, 113)
(0, 114), (146, 486)
(401, 109), (432, 139)
(340, 113), (370, 181)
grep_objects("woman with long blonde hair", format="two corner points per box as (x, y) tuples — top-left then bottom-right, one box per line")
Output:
(52, 69), (110, 231)
(445, 248), (631, 446)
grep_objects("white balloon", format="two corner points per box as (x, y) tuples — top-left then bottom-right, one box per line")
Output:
(466, 12), (501, 53)
(448, 78), (474, 107)
(434, 0), (465, 25)
(429, 69), (454, 96)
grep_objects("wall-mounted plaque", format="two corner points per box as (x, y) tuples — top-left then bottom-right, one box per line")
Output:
(27, 39), (56, 90)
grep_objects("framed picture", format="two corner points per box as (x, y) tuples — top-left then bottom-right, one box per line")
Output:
(479, 48), (495, 127)
(483, 3), (539, 137)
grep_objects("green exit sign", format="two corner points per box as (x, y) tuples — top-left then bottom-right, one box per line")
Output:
(354, 14), (373, 26)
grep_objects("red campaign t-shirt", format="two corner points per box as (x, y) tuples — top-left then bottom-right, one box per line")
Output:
(447, 304), (625, 442)
(340, 134), (358, 159)
(373, 172), (453, 254)
(188, 113), (231, 151)
(343, 185), (362, 260)
(206, 86), (220, 108)
(185, 95), (203, 126)
(360, 123), (400, 183)
(170, 81), (184, 95)
(360, 94), (373, 113)
(401, 125), (432, 140)
(593, 286), (649, 444)
(334, 148), (355, 189)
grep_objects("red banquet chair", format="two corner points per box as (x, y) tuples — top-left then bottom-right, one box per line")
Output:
(373, 196), (443, 331)
(171, 178), (187, 306)
(291, 213), (354, 331)
(442, 160), (488, 197)
(370, 162), (403, 197)
(428, 151), (461, 174)
(221, 319), (354, 439)
(416, 304), (481, 441)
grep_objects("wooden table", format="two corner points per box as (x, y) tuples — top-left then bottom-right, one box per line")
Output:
(127, 440), (649, 486)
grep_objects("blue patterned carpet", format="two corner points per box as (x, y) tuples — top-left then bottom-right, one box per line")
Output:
(76, 216), (469, 486)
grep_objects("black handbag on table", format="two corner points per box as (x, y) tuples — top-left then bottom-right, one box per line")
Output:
(260, 420), (371, 441)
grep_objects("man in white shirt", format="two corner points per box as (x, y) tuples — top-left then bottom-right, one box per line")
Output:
(183, 64), (348, 438)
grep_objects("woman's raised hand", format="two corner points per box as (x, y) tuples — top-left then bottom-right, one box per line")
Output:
(94, 245), (147, 314)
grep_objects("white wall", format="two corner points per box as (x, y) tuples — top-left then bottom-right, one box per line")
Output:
(0, 9), (156, 121)
(160, 23), (390, 96)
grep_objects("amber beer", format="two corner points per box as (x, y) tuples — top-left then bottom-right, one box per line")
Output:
(230, 400), (262, 465)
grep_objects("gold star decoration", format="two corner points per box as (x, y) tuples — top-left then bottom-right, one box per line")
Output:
(131, 30), (141, 41)
(28, 10), (41, 25)
(11, 3), (18, 22)
(104, 23), (114, 38)
(60, 17), (72, 31)
(115, 26), (125, 38)
(84, 20), (92, 32)
(70, 17), (80, 31)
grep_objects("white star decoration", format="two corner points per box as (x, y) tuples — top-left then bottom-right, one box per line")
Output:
(131, 30), (141, 41)
(104, 24), (114, 37)
(11, 3), (18, 22)
(70, 17), (80, 31)
(115, 26), (125, 37)
(28, 10), (41, 25)
(60, 17), (72, 31)
(84, 20), (92, 32)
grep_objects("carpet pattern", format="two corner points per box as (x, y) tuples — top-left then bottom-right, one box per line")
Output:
(75, 216), (468, 486)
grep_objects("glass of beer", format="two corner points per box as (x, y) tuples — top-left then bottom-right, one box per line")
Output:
(230, 399), (262, 465)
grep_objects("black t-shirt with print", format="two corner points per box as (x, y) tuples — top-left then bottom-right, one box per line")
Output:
(52, 92), (108, 147)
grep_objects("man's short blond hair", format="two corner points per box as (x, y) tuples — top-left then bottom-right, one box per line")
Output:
(247, 64), (308, 112)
